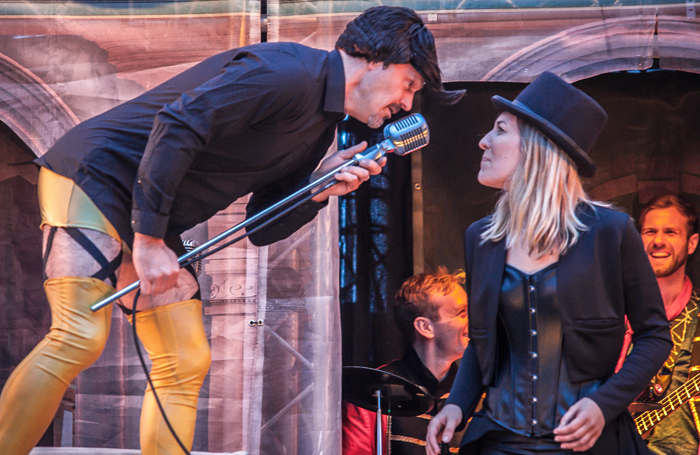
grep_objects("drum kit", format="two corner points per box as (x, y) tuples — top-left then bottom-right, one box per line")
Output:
(343, 366), (447, 455)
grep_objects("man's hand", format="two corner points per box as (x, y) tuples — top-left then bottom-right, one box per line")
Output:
(553, 397), (605, 452)
(311, 142), (386, 202)
(426, 404), (462, 455)
(132, 233), (180, 295)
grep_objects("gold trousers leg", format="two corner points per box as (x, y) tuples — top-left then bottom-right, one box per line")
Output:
(130, 299), (211, 455)
(0, 277), (114, 455)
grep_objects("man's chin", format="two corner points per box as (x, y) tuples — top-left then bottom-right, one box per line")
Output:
(653, 260), (686, 278)
(367, 116), (387, 129)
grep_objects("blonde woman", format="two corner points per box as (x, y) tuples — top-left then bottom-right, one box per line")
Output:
(426, 72), (672, 454)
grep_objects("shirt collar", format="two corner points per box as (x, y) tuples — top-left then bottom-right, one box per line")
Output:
(324, 49), (345, 114)
(403, 345), (439, 395)
(666, 275), (694, 321)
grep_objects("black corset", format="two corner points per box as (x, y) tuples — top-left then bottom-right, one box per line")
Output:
(483, 263), (604, 437)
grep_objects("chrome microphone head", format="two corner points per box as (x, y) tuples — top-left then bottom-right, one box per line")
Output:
(383, 113), (430, 156)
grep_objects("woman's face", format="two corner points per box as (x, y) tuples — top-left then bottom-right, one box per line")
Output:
(478, 111), (522, 190)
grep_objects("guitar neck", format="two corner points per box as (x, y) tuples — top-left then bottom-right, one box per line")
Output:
(635, 374), (700, 435)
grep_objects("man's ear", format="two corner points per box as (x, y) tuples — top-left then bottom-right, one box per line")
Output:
(367, 60), (381, 71)
(414, 317), (435, 339)
(689, 232), (699, 256)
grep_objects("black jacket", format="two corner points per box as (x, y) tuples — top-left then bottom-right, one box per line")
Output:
(447, 205), (672, 452)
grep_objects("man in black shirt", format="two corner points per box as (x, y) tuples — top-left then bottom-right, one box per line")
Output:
(0, 6), (464, 455)
(343, 268), (469, 454)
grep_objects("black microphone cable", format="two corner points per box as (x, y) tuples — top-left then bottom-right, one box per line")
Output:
(131, 288), (192, 455)
(128, 179), (336, 455)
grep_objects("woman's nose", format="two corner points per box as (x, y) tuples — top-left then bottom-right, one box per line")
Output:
(479, 133), (490, 150)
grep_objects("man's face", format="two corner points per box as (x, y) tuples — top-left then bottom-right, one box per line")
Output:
(430, 286), (469, 360)
(352, 62), (424, 129)
(641, 207), (699, 278)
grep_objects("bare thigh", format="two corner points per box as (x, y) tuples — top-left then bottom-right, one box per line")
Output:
(115, 253), (199, 311)
(43, 226), (122, 279)
(42, 226), (199, 311)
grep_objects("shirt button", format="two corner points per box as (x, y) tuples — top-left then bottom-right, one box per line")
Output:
(532, 397), (538, 403)
(532, 419), (538, 425)
(532, 374), (538, 381)
(530, 352), (538, 359)
(530, 330), (537, 336)
(530, 308), (536, 314)
(529, 285), (535, 292)
(131, 220), (136, 224)
(138, 179), (142, 184)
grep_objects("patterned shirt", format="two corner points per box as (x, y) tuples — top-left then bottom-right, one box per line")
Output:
(646, 288), (700, 455)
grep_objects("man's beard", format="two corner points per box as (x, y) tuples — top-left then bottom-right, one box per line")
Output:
(651, 248), (689, 278)
(366, 114), (386, 129)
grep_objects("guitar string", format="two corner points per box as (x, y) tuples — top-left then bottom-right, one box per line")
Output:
(636, 371), (700, 431)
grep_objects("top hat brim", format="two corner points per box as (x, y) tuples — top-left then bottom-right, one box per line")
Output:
(491, 96), (597, 178)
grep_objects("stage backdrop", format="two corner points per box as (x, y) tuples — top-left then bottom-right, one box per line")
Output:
(0, 0), (699, 452)
(0, 1), (343, 453)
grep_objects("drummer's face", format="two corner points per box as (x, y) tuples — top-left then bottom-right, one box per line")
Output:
(432, 286), (469, 359)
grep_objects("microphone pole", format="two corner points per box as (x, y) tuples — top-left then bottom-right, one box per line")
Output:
(90, 113), (429, 312)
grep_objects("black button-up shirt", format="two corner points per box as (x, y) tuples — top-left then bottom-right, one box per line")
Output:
(383, 346), (464, 454)
(36, 43), (346, 247)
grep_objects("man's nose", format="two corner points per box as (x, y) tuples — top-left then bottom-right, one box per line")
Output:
(652, 232), (666, 246)
(401, 93), (414, 112)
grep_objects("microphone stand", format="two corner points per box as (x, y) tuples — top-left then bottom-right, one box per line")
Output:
(90, 140), (396, 312)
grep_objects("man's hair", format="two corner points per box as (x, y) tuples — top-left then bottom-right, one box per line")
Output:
(640, 194), (699, 238)
(335, 6), (464, 105)
(481, 121), (609, 258)
(394, 266), (465, 343)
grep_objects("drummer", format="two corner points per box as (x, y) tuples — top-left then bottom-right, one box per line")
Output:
(342, 267), (469, 454)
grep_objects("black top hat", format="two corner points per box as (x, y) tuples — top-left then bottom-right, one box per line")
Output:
(491, 72), (607, 178)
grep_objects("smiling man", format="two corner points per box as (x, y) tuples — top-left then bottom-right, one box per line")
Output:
(342, 268), (469, 455)
(637, 195), (700, 455)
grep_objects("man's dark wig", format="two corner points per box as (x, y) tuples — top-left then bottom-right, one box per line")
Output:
(336, 6), (464, 105)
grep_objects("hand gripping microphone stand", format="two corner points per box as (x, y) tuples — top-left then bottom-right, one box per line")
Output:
(91, 112), (429, 312)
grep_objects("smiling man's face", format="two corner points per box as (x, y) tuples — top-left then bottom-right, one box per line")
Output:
(641, 206), (699, 278)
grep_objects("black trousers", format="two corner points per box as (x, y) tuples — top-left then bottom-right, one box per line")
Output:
(459, 429), (586, 455)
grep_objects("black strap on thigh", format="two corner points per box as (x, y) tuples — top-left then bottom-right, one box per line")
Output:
(43, 226), (59, 280)
(164, 232), (201, 301)
(64, 227), (122, 287)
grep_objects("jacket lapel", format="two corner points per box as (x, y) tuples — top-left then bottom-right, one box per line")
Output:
(471, 236), (507, 385)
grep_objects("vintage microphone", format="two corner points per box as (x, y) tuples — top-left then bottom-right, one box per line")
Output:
(90, 113), (429, 312)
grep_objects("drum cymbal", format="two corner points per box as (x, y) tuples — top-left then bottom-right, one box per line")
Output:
(342, 366), (434, 417)
(628, 401), (663, 413)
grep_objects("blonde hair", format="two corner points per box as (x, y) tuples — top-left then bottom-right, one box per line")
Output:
(481, 121), (607, 258)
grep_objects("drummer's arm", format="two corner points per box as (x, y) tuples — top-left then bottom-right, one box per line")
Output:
(342, 400), (386, 455)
